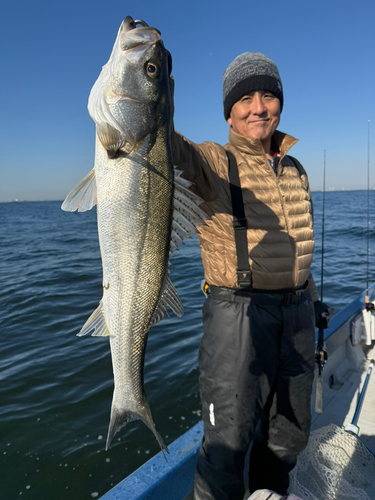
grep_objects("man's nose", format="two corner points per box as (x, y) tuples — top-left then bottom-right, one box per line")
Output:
(251, 93), (266, 114)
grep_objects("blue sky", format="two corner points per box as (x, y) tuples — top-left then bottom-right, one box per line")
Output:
(0, 0), (374, 202)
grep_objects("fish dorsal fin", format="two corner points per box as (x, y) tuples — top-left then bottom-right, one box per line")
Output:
(148, 277), (184, 329)
(169, 172), (208, 257)
(161, 277), (184, 317)
(77, 301), (110, 337)
(61, 169), (97, 212)
(97, 122), (127, 158)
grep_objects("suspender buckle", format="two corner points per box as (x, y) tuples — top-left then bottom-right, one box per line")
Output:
(237, 270), (252, 288)
(233, 217), (247, 230)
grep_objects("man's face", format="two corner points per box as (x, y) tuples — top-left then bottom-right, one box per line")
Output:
(227, 90), (281, 143)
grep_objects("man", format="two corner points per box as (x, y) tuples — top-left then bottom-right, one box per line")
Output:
(171, 52), (330, 500)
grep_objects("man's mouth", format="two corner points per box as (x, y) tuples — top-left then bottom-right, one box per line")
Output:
(249, 119), (269, 124)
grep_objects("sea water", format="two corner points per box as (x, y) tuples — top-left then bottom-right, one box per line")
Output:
(0, 191), (374, 499)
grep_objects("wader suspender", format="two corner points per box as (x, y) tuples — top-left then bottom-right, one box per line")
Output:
(288, 155), (314, 219)
(226, 151), (252, 288)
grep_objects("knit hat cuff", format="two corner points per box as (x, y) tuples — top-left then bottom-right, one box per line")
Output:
(224, 75), (283, 120)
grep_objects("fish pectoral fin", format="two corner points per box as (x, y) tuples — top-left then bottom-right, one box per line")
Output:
(61, 169), (97, 212)
(148, 277), (184, 329)
(77, 301), (110, 337)
(97, 122), (126, 158)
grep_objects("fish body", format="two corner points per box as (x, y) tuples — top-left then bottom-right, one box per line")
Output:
(62, 17), (205, 453)
(95, 131), (173, 452)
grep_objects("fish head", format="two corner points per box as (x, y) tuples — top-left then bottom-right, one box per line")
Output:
(88, 16), (172, 154)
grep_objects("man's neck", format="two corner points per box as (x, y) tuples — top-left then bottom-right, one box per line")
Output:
(261, 137), (272, 156)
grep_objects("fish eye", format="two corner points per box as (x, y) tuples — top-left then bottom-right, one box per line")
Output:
(145, 62), (159, 78)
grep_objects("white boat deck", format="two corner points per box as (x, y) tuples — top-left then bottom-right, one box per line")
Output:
(311, 342), (375, 452)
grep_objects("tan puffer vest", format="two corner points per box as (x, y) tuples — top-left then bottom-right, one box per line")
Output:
(172, 128), (318, 301)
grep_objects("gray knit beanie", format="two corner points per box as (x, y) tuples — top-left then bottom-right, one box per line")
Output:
(223, 52), (283, 120)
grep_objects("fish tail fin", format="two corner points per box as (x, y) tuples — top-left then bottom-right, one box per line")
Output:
(105, 399), (169, 460)
(141, 409), (170, 461)
(105, 405), (137, 451)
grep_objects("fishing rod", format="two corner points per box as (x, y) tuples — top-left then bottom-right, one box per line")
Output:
(315, 150), (328, 413)
(321, 150), (326, 304)
(365, 120), (374, 312)
(345, 359), (375, 438)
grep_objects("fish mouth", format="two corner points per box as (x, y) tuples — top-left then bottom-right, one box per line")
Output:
(105, 92), (141, 105)
(120, 16), (161, 51)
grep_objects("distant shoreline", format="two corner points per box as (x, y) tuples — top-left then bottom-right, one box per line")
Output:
(2, 189), (375, 204)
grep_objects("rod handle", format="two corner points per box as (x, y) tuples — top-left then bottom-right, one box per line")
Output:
(315, 375), (323, 413)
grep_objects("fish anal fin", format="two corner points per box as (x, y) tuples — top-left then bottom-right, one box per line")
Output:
(148, 277), (184, 330)
(61, 169), (97, 212)
(77, 301), (110, 337)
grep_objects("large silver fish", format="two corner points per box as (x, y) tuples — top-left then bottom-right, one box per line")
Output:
(62, 16), (206, 454)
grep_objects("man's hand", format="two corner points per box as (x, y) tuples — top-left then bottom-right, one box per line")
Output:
(169, 75), (175, 136)
(314, 300), (334, 328)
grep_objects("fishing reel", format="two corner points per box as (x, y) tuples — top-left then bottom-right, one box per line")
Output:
(365, 295), (375, 312)
(315, 342), (328, 367)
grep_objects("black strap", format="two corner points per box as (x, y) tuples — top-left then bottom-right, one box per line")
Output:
(286, 154), (305, 177)
(226, 151), (252, 288)
(287, 155), (314, 219)
(208, 284), (307, 306)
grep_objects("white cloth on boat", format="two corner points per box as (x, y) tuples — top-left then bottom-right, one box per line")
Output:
(247, 490), (303, 499)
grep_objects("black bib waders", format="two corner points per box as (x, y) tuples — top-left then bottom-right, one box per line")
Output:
(193, 153), (316, 500)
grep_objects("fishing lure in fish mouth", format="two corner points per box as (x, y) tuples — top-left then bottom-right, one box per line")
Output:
(123, 16), (151, 31)
(62, 14), (208, 458)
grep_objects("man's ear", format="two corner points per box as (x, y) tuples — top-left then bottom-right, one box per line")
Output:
(227, 117), (232, 127)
